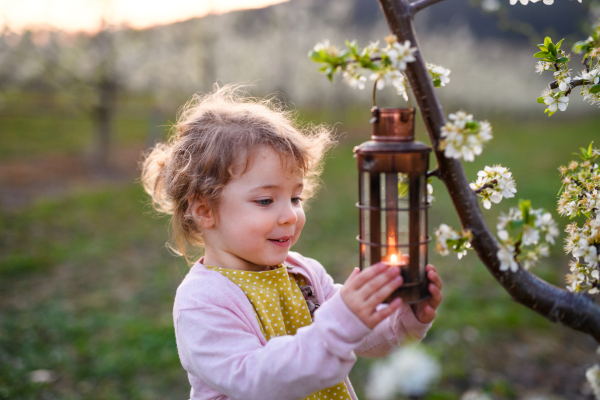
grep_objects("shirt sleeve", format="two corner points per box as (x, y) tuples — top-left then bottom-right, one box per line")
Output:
(354, 303), (433, 357)
(175, 290), (371, 400)
(303, 255), (433, 358)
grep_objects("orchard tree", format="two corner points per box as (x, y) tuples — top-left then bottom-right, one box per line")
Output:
(310, 0), (600, 391)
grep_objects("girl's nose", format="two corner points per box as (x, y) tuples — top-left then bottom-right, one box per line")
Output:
(278, 202), (298, 225)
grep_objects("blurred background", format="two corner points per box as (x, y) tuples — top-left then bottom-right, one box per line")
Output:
(1, 0), (600, 398)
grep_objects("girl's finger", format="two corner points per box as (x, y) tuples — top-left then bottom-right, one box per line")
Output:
(427, 270), (443, 290)
(343, 267), (361, 286)
(350, 262), (390, 291)
(420, 305), (436, 323)
(428, 283), (443, 308)
(357, 266), (400, 299)
(368, 297), (402, 326)
(365, 274), (403, 307)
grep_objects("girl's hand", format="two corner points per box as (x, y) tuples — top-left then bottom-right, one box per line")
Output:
(340, 263), (404, 329)
(411, 264), (443, 324)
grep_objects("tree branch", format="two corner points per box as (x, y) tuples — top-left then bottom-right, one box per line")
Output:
(473, 180), (497, 195)
(549, 78), (584, 90)
(410, 0), (448, 16)
(377, 0), (600, 343)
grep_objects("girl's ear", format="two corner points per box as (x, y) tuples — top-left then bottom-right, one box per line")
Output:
(189, 196), (215, 229)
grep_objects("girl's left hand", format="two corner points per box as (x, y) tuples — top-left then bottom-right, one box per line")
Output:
(411, 264), (443, 324)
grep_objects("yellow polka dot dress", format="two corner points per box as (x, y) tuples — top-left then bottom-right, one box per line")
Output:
(205, 264), (352, 400)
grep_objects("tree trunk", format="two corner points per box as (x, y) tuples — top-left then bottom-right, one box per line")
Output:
(376, 0), (600, 342)
(92, 77), (117, 170)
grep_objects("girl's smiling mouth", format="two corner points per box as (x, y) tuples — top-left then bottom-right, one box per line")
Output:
(268, 236), (292, 247)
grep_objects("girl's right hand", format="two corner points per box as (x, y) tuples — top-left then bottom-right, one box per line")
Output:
(339, 263), (403, 329)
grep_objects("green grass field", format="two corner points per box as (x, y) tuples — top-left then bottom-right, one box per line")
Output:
(1, 93), (599, 399)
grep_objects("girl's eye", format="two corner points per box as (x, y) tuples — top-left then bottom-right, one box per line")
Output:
(292, 197), (303, 205)
(255, 199), (273, 206)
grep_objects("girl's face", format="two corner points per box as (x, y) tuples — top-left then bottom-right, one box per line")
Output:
(199, 146), (306, 272)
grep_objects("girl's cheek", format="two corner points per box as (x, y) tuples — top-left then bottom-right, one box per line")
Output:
(294, 211), (307, 242)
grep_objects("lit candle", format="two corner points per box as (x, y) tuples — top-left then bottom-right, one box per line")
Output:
(383, 252), (407, 268)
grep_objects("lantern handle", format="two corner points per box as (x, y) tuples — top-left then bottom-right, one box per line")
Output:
(426, 167), (441, 180)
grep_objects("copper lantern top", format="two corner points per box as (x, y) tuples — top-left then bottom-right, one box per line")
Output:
(355, 108), (431, 159)
(371, 107), (416, 142)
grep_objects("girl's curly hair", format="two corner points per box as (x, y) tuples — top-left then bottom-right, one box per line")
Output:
(141, 84), (336, 263)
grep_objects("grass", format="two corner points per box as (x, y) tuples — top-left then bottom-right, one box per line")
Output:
(1, 95), (600, 399)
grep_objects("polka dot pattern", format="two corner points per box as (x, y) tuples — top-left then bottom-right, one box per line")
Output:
(206, 264), (351, 400)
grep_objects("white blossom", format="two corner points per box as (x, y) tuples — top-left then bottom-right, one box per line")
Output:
(427, 63), (451, 87)
(522, 250), (539, 270)
(534, 212), (560, 244)
(587, 364), (600, 400)
(544, 94), (569, 112)
(312, 40), (339, 56)
(385, 39), (417, 71)
(448, 111), (472, 129)
(435, 224), (460, 256)
(497, 207), (523, 231)
(440, 111), (493, 162)
(462, 390), (493, 400)
(427, 183), (435, 203)
(370, 69), (408, 100)
(481, 0), (501, 12)
(498, 230), (510, 242)
(435, 224), (471, 258)
(558, 76), (572, 91)
(521, 225), (540, 246)
(535, 61), (551, 74)
(582, 68), (600, 85)
(29, 370), (56, 383)
(573, 239), (599, 266)
(538, 244), (550, 257)
(498, 244), (519, 272)
(511, 0), (555, 5)
(343, 69), (367, 90)
(470, 165), (517, 209)
(366, 346), (441, 399)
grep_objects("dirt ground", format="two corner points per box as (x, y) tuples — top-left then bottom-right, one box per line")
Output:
(0, 146), (144, 211)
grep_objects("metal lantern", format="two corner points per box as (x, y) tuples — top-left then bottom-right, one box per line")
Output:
(354, 107), (432, 304)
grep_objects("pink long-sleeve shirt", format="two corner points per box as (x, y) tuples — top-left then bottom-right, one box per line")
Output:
(174, 251), (432, 400)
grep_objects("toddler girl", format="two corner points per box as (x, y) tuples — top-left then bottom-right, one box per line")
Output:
(142, 85), (443, 400)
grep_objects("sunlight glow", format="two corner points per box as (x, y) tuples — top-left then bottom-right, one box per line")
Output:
(0, 0), (290, 33)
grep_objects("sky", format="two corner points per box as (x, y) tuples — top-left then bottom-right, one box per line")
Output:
(0, 0), (290, 33)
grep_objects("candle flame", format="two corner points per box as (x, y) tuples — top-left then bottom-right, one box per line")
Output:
(390, 254), (397, 263)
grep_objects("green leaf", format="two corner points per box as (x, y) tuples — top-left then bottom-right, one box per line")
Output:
(465, 121), (480, 130)
(509, 219), (524, 230)
(572, 40), (589, 54)
(325, 66), (335, 82)
(544, 36), (552, 49)
(556, 57), (570, 64)
(590, 84), (600, 94)
(548, 43), (557, 57)
(309, 51), (323, 62)
(537, 44), (547, 51)
(398, 182), (409, 198)
(537, 96), (546, 104)
(519, 199), (532, 224)
(534, 51), (550, 59)
(588, 142), (594, 157)
(556, 38), (565, 50)
(581, 147), (589, 157)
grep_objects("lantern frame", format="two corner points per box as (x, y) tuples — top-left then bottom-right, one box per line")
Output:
(354, 107), (432, 304)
